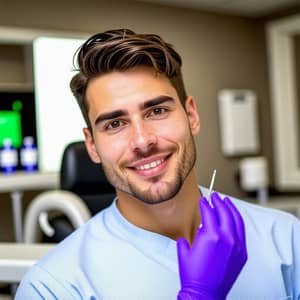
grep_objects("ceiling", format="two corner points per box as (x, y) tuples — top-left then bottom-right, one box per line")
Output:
(132, 0), (300, 18)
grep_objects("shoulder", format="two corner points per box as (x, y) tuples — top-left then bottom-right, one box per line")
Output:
(218, 190), (300, 260)
(200, 184), (300, 232)
(21, 205), (113, 280)
(16, 207), (116, 299)
(227, 193), (300, 296)
(200, 186), (300, 245)
(15, 263), (79, 299)
(232, 195), (300, 232)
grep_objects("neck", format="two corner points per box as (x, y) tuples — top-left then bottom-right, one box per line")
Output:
(116, 170), (201, 245)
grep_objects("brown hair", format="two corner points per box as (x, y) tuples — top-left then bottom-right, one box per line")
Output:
(70, 29), (187, 132)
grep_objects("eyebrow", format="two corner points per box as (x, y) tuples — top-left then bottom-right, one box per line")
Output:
(94, 95), (174, 126)
(141, 96), (174, 109)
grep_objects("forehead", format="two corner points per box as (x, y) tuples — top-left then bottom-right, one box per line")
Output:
(86, 67), (179, 115)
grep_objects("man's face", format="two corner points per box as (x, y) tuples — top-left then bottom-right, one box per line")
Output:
(84, 66), (200, 204)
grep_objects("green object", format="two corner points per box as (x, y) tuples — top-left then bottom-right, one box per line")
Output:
(0, 111), (22, 148)
(12, 100), (23, 112)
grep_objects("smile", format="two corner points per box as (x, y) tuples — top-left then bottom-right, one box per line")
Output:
(127, 154), (171, 178)
(135, 159), (165, 170)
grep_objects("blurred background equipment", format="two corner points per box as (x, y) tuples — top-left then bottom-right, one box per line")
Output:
(239, 156), (269, 205)
(218, 89), (260, 157)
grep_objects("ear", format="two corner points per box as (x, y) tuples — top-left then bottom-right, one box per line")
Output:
(185, 96), (200, 135)
(83, 128), (101, 163)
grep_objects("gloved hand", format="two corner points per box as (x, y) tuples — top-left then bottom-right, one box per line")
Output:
(177, 192), (247, 300)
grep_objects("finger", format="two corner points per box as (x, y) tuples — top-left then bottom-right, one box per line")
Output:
(224, 197), (246, 246)
(211, 192), (236, 238)
(199, 196), (218, 231)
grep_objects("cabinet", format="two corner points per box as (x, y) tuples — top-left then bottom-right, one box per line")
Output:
(0, 26), (88, 242)
(0, 26), (88, 89)
(0, 25), (88, 153)
(0, 43), (33, 91)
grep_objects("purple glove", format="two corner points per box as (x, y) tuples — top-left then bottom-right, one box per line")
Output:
(177, 192), (247, 300)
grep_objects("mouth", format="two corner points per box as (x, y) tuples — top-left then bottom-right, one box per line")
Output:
(127, 154), (171, 178)
(135, 158), (165, 170)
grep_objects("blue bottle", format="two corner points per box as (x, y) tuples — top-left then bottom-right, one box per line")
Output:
(20, 136), (38, 172)
(0, 138), (18, 173)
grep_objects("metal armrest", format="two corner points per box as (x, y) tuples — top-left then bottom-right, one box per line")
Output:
(23, 190), (91, 243)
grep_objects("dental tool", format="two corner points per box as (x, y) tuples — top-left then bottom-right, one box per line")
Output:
(208, 169), (217, 206)
(199, 169), (217, 228)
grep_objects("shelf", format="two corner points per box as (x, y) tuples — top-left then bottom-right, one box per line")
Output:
(0, 243), (54, 282)
(0, 171), (59, 193)
(0, 82), (33, 92)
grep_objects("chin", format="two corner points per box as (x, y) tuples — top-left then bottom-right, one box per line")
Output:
(130, 180), (183, 205)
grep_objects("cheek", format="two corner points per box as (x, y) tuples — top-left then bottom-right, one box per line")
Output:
(160, 128), (185, 142)
(95, 137), (128, 164)
(155, 119), (189, 142)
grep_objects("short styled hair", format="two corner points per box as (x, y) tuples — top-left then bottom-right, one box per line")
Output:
(70, 29), (187, 131)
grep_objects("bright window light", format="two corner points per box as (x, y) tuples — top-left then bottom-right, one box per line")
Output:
(33, 37), (86, 173)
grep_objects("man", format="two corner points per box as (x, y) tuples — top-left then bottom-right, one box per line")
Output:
(16, 29), (300, 299)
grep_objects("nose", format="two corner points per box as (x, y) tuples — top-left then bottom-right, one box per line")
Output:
(129, 121), (157, 154)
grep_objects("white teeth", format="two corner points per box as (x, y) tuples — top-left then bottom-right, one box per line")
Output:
(150, 162), (156, 168)
(136, 159), (164, 170)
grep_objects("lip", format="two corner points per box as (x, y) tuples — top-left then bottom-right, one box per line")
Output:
(127, 154), (171, 178)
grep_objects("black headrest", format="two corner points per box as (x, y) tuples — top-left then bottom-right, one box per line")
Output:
(60, 141), (115, 195)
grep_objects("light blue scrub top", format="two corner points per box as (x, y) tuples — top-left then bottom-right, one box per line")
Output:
(15, 187), (300, 300)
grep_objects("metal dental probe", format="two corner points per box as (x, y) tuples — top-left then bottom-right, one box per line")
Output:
(199, 169), (216, 228)
(208, 169), (217, 206)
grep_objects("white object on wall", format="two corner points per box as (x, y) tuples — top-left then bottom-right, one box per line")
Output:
(239, 156), (269, 205)
(239, 157), (268, 190)
(218, 90), (260, 156)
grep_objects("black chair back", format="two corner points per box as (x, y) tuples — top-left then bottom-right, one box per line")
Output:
(60, 141), (116, 215)
(43, 141), (116, 243)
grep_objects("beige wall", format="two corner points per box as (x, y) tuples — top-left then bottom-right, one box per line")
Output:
(0, 0), (275, 240)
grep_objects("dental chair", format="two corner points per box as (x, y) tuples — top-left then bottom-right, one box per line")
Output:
(24, 141), (116, 243)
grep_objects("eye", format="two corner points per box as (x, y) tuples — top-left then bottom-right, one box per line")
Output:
(106, 120), (125, 130)
(148, 107), (168, 117)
